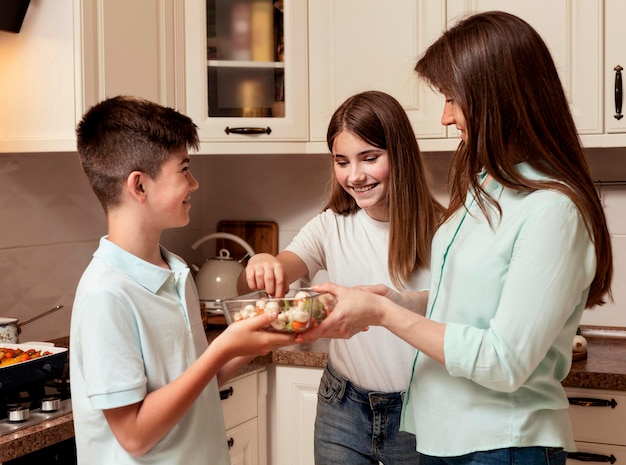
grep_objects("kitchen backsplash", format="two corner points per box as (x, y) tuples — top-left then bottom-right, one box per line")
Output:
(0, 149), (624, 342)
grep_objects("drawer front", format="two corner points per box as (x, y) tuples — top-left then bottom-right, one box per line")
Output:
(227, 418), (259, 465)
(566, 388), (626, 445)
(221, 372), (258, 430)
(567, 441), (626, 464)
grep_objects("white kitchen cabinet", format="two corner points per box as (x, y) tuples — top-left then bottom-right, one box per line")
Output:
(565, 387), (626, 463)
(80, 0), (182, 111)
(446, 1), (602, 137)
(602, 0), (626, 144)
(184, 0), (309, 151)
(309, 0), (602, 153)
(308, 0), (448, 146)
(0, 0), (83, 153)
(268, 365), (323, 465)
(221, 369), (268, 465)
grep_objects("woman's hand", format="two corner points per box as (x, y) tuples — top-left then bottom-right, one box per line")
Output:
(295, 282), (386, 343)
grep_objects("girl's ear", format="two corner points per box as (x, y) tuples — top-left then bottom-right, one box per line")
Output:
(126, 171), (146, 201)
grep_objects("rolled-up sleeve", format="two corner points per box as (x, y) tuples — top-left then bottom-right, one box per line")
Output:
(442, 196), (596, 391)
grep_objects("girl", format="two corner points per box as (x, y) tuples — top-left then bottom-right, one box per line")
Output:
(238, 90), (443, 464)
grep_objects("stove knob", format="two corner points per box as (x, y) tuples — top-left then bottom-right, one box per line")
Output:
(8, 407), (30, 422)
(41, 397), (61, 412)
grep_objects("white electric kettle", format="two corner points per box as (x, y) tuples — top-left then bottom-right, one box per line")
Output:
(191, 233), (255, 303)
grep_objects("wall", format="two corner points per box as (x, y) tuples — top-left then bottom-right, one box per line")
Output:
(0, 149), (624, 342)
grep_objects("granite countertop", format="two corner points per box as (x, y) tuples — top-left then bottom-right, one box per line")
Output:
(3, 325), (623, 462)
(562, 326), (626, 390)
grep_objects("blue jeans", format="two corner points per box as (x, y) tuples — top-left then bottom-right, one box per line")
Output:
(418, 447), (567, 465)
(314, 362), (420, 465)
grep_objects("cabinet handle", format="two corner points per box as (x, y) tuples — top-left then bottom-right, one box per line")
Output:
(220, 386), (234, 400)
(224, 126), (272, 135)
(227, 437), (234, 449)
(567, 452), (616, 463)
(568, 397), (618, 408)
(614, 65), (623, 121)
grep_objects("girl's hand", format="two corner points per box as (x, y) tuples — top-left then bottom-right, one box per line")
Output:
(357, 284), (402, 304)
(243, 253), (289, 297)
(358, 285), (429, 315)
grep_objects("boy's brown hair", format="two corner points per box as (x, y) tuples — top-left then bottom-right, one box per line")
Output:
(76, 96), (199, 212)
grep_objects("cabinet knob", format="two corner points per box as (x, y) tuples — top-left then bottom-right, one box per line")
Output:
(224, 126), (272, 135)
(614, 65), (623, 121)
(220, 386), (234, 400)
(568, 397), (618, 408)
(227, 437), (234, 449)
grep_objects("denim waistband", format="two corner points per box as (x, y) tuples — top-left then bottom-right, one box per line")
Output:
(325, 361), (406, 409)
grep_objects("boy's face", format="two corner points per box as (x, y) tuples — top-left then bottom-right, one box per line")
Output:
(144, 148), (199, 229)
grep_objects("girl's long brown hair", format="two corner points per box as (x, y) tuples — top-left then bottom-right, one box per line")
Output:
(325, 90), (444, 288)
(415, 11), (612, 307)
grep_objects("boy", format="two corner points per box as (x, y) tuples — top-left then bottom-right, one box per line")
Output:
(70, 96), (295, 464)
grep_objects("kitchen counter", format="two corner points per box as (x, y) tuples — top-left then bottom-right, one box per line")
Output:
(562, 326), (626, 390)
(3, 325), (623, 462)
(0, 414), (74, 463)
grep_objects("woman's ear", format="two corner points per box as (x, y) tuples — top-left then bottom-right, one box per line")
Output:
(126, 171), (146, 201)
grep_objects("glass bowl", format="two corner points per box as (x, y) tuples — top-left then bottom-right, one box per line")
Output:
(221, 288), (336, 333)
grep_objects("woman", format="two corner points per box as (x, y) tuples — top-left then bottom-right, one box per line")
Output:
(238, 90), (443, 464)
(299, 11), (613, 465)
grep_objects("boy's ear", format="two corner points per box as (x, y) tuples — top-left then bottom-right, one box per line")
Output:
(127, 171), (146, 200)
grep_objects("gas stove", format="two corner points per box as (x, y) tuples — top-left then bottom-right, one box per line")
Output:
(0, 370), (71, 438)
(0, 397), (72, 436)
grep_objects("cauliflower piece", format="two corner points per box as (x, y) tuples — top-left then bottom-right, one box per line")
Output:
(573, 334), (588, 353)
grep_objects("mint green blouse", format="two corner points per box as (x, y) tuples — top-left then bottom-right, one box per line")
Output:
(401, 163), (596, 456)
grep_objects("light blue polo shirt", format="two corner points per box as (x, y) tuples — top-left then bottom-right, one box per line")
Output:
(401, 163), (596, 456)
(70, 237), (230, 465)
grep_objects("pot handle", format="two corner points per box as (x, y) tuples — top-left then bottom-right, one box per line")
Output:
(191, 233), (256, 258)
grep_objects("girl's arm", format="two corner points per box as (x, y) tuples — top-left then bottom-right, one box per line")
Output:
(237, 250), (308, 297)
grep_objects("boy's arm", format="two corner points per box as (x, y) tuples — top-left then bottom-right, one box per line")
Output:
(103, 312), (295, 457)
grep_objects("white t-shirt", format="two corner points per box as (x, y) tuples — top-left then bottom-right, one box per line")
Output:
(286, 208), (430, 392)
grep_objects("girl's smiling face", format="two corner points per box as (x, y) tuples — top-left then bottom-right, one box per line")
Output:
(332, 130), (390, 222)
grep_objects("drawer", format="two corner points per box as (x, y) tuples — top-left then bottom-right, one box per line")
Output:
(566, 388), (626, 445)
(227, 418), (259, 465)
(221, 371), (258, 430)
(567, 441), (626, 464)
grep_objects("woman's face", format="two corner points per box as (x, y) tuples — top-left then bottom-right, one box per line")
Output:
(332, 130), (390, 222)
(441, 95), (467, 143)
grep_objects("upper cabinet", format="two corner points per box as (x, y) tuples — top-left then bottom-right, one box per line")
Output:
(603, 0), (626, 144)
(308, 0), (448, 147)
(184, 0), (309, 151)
(81, 0), (182, 111)
(308, 0), (602, 153)
(2, 0), (625, 153)
(446, 1), (602, 136)
(0, 0), (82, 153)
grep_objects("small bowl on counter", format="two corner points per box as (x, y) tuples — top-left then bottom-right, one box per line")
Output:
(221, 288), (337, 333)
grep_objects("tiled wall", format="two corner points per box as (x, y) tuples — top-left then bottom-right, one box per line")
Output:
(0, 149), (623, 342)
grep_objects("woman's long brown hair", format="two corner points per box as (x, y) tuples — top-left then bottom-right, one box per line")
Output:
(415, 11), (612, 307)
(325, 90), (444, 288)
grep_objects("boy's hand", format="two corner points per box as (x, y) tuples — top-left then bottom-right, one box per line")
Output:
(220, 311), (296, 357)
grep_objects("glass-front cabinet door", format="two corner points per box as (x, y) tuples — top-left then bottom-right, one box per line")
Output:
(184, 0), (308, 145)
